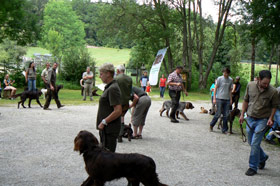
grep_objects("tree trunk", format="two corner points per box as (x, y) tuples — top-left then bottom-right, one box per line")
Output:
(268, 44), (275, 71)
(250, 37), (256, 81)
(187, 0), (193, 90)
(162, 58), (169, 77)
(200, 0), (233, 89)
(276, 45), (280, 86)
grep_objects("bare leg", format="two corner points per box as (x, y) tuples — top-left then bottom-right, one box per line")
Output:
(133, 125), (138, 137)
(138, 125), (144, 136)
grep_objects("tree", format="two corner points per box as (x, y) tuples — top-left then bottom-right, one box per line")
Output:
(0, 0), (40, 45)
(42, 0), (86, 62)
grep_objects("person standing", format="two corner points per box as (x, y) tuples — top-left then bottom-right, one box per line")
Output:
(232, 76), (241, 109)
(41, 62), (51, 89)
(130, 86), (151, 139)
(82, 67), (94, 101)
(43, 62), (64, 110)
(239, 70), (278, 176)
(115, 65), (132, 143)
(140, 71), (149, 91)
(97, 63), (122, 152)
(25, 62), (36, 92)
(159, 74), (167, 98)
(209, 67), (233, 133)
(167, 66), (188, 123)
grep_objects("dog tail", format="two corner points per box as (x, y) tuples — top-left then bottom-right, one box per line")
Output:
(13, 93), (22, 98)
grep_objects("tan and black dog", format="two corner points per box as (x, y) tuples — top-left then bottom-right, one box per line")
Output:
(200, 107), (208, 114)
(159, 101), (194, 120)
(217, 108), (241, 134)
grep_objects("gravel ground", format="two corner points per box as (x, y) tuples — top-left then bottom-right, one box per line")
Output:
(0, 100), (279, 186)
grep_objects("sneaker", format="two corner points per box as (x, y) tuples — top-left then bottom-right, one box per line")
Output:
(44, 108), (52, 110)
(58, 105), (65, 109)
(209, 125), (213, 132)
(118, 136), (123, 143)
(245, 168), (257, 176)
(259, 155), (269, 170)
(265, 139), (276, 145)
(171, 118), (179, 123)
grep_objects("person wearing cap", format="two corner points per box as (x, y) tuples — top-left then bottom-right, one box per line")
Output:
(115, 64), (133, 143)
(167, 66), (188, 123)
(232, 76), (241, 109)
(209, 67), (233, 133)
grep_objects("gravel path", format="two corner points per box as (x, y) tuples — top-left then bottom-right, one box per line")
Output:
(0, 100), (279, 186)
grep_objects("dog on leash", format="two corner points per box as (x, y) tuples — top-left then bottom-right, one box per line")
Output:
(159, 101), (194, 120)
(200, 107), (208, 114)
(15, 90), (43, 108)
(217, 108), (241, 134)
(74, 130), (168, 186)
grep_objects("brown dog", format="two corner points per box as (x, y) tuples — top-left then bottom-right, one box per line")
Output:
(74, 130), (168, 186)
(217, 108), (241, 134)
(200, 107), (208, 114)
(159, 101), (194, 120)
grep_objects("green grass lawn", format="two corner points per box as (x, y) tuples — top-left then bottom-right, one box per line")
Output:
(26, 46), (131, 67)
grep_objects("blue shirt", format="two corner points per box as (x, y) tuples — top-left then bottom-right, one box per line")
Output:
(210, 83), (215, 97)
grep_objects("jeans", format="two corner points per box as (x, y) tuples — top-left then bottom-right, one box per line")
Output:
(210, 99), (230, 132)
(266, 109), (280, 141)
(169, 90), (181, 120)
(246, 116), (268, 171)
(28, 79), (36, 92)
(160, 86), (165, 97)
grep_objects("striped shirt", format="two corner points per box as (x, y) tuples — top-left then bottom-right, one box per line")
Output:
(167, 71), (183, 91)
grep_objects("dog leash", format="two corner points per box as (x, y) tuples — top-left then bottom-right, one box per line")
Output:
(240, 119), (270, 143)
(239, 123), (247, 143)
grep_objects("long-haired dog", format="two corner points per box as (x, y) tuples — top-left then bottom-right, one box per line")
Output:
(159, 101), (194, 120)
(15, 90), (43, 108)
(74, 130), (168, 186)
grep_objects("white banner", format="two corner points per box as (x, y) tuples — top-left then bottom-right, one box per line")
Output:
(149, 48), (168, 86)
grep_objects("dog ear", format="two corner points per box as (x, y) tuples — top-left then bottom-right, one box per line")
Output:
(74, 137), (82, 153)
(186, 102), (190, 109)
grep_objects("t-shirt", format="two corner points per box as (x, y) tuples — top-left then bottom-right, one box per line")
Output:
(216, 76), (233, 100)
(96, 80), (121, 134)
(132, 86), (147, 98)
(27, 68), (36, 79)
(160, 78), (167, 87)
(82, 71), (93, 84)
(210, 83), (215, 97)
(146, 86), (151, 93)
(115, 73), (132, 105)
(140, 76), (149, 87)
(233, 82), (241, 96)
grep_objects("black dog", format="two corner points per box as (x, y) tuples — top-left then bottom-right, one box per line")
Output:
(74, 130), (168, 186)
(217, 108), (241, 134)
(159, 101), (194, 120)
(122, 123), (133, 142)
(15, 90), (43, 109)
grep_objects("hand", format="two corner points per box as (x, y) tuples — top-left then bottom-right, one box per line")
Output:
(230, 99), (232, 105)
(267, 119), (274, 127)
(177, 82), (181, 86)
(98, 123), (105, 130)
(239, 115), (244, 124)
(50, 85), (54, 91)
(213, 98), (216, 105)
(184, 91), (188, 96)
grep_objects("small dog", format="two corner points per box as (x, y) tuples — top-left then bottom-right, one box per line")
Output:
(122, 123), (133, 142)
(200, 107), (208, 114)
(217, 108), (241, 134)
(74, 130), (168, 186)
(15, 90), (43, 108)
(159, 101), (194, 120)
